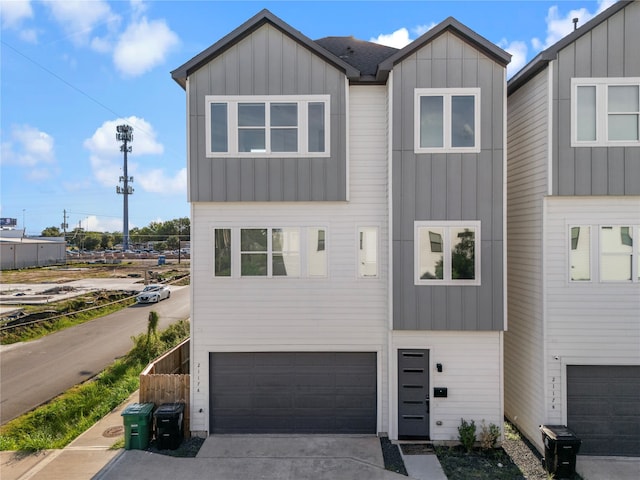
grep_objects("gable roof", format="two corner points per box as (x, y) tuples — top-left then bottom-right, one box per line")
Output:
(508, 0), (632, 95)
(171, 9), (360, 89)
(377, 16), (511, 81)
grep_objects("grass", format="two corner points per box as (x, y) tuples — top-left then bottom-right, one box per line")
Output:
(1, 292), (137, 344)
(0, 320), (190, 452)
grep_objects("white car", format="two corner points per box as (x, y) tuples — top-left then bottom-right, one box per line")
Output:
(136, 284), (171, 304)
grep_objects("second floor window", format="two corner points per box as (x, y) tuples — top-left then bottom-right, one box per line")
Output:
(414, 88), (480, 153)
(206, 95), (330, 157)
(572, 78), (640, 146)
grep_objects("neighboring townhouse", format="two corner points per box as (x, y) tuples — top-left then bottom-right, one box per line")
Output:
(505, 0), (640, 457)
(171, 9), (509, 442)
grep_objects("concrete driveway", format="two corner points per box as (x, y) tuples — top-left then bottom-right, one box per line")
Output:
(96, 435), (410, 480)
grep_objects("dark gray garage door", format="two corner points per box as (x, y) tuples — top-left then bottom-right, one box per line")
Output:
(567, 365), (640, 456)
(209, 352), (377, 434)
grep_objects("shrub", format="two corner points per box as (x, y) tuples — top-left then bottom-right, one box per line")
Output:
(479, 420), (501, 449)
(458, 418), (477, 452)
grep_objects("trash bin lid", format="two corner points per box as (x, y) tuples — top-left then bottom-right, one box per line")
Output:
(154, 402), (185, 417)
(540, 424), (578, 440)
(122, 402), (155, 417)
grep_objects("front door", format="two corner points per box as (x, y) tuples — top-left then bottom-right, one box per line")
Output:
(398, 349), (430, 439)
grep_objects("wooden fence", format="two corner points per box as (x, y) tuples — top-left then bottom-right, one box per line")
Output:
(140, 338), (190, 437)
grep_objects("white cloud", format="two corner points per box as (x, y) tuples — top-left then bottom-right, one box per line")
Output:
(532, 0), (617, 52)
(0, 0), (33, 29)
(371, 27), (412, 49)
(43, 0), (118, 47)
(499, 39), (528, 78)
(83, 116), (184, 196)
(85, 215), (123, 233)
(0, 124), (57, 180)
(137, 167), (187, 194)
(113, 16), (179, 77)
(413, 23), (436, 38)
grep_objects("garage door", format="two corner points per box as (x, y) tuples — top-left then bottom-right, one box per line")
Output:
(567, 365), (640, 456)
(209, 352), (377, 434)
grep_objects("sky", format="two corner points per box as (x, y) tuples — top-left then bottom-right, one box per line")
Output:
(1, 0), (617, 236)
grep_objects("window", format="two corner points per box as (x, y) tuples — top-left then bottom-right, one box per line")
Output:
(415, 221), (480, 285)
(600, 226), (633, 282)
(568, 225), (640, 283)
(240, 228), (300, 277)
(414, 88), (480, 153)
(206, 95), (330, 157)
(308, 227), (327, 277)
(213, 226), (323, 278)
(572, 78), (640, 146)
(214, 228), (231, 277)
(358, 227), (379, 278)
(569, 226), (590, 281)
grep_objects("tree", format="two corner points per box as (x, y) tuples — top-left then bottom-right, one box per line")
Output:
(100, 233), (114, 250)
(166, 235), (180, 250)
(41, 226), (62, 237)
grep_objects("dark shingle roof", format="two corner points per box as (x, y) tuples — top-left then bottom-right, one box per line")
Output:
(315, 36), (398, 81)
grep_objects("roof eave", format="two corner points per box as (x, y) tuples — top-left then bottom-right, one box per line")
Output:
(377, 16), (511, 77)
(171, 9), (359, 88)
(507, 0), (632, 95)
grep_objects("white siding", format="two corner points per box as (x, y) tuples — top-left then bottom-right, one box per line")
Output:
(390, 331), (503, 442)
(504, 68), (550, 448)
(543, 196), (640, 427)
(189, 86), (390, 434)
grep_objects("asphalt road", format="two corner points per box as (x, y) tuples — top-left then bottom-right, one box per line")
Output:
(0, 285), (190, 424)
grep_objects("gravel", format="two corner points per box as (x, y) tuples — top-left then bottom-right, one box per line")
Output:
(502, 422), (549, 479)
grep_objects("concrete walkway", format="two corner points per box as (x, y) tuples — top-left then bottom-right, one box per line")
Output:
(2, 388), (638, 480)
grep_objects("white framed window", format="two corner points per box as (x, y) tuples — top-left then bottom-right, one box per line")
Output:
(600, 225), (636, 282)
(358, 226), (379, 278)
(414, 88), (480, 153)
(569, 225), (591, 281)
(572, 78), (640, 147)
(205, 95), (330, 157)
(213, 226), (325, 278)
(307, 227), (327, 277)
(415, 221), (481, 285)
(567, 224), (640, 283)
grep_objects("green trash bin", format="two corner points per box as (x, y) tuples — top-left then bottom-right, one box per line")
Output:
(121, 403), (155, 450)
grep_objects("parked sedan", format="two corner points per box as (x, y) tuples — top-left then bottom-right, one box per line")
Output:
(136, 284), (171, 304)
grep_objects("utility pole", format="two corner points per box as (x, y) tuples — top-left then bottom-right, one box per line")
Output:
(61, 210), (69, 238)
(116, 124), (134, 252)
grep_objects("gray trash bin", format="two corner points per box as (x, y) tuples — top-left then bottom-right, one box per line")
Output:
(540, 425), (581, 479)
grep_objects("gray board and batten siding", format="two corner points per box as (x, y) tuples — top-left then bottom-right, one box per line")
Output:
(389, 26), (509, 331)
(509, 0), (640, 196)
(173, 12), (353, 203)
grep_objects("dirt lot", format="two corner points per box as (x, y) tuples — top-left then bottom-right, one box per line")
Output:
(0, 260), (190, 284)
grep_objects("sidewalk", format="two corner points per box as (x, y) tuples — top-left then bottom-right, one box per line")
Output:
(0, 391), (137, 480)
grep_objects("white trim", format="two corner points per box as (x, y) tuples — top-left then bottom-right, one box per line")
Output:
(547, 64), (553, 196)
(345, 78), (350, 202)
(414, 88), (481, 153)
(205, 94), (331, 157)
(414, 221), (481, 286)
(570, 77), (640, 147)
(387, 72), (394, 331)
(502, 67), (508, 331)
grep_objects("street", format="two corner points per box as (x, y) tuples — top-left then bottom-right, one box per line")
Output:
(0, 285), (190, 424)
